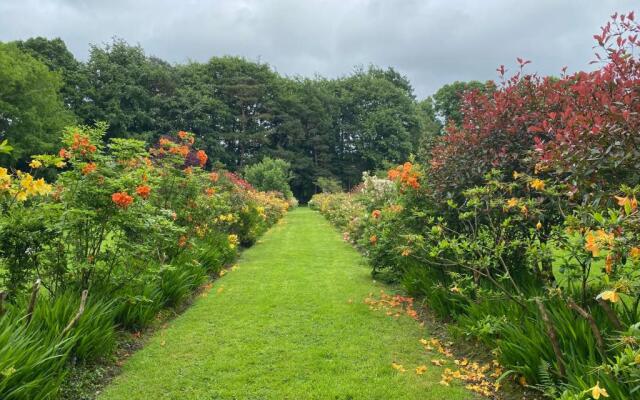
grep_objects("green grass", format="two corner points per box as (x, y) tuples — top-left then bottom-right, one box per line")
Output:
(99, 208), (474, 400)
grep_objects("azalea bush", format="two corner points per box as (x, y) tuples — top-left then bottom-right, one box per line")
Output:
(0, 126), (289, 399)
(312, 12), (640, 399)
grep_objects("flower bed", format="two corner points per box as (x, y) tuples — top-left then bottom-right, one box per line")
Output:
(0, 126), (290, 399)
(311, 13), (640, 400)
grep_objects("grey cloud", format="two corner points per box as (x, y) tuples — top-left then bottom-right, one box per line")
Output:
(0, 0), (636, 97)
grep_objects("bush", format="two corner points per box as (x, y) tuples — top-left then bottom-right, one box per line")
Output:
(243, 157), (293, 199)
(0, 127), (290, 397)
(312, 12), (640, 399)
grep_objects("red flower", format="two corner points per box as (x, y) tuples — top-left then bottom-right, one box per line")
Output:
(111, 192), (134, 208)
(372, 210), (381, 219)
(136, 185), (151, 199)
(196, 150), (208, 167)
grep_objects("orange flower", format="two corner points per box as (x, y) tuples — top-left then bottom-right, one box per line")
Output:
(605, 254), (614, 274)
(184, 167), (193, 175)
(371, 210), (381, 219)
(169, 145), (189, 157)
(178, 130), (188, 140)
(205, 187), (216, 197)
(59, 148), (70, 159)
(505, 197), (519, 209)
(388, 162), (420, 189)
(197, 150), (208, 167)
(584, 229), (615, 257)
(369, 234), (378, 245)
(585, 232), (600, 257)
(630, 247), (640, 259)
(615, 195), (638, 212)
(71, 133), (97, 155)
(111, 192), (134, 208)
(159, 137), (172, 147)
(178, 235), (188, 248)
(81, 162), (97, 175)
(406, 176), (420, 189)
(136, 185), (151, 199)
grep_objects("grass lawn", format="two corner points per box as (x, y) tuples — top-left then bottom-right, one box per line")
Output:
(99, 207), (475, 400)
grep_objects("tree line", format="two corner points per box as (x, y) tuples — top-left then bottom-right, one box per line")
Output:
(0, 37), (484, 201)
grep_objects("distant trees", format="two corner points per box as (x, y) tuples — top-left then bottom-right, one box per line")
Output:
(431, 80), (488, 127)
(244, 157), (293, 199)
(0, 42), (74, 165)
(1, 37), (448, 201)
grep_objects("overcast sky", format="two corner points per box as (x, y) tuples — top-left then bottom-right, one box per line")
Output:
(1, 0), (636, 98)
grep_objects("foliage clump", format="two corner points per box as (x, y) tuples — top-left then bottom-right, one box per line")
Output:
(312, 12), (640, 399)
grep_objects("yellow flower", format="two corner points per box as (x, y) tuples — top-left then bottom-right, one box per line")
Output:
(55, 161), (66, 168)
(598, 290), (619, 303)
(512, 171), (521, 179)
(0, 167), (11, 190)
(630, 247), (640, 259)
(530, 178), (545, 191)
(29, 160), (42, 169)
(15, 191), (28, 202)
(227, 234), (239, 249)
(505, 197), (519, 209)
(32, 178), (52, 195)
(20, 173), (34, 191)
(536, 221), (542, 230)
(415, 365), (427, 375)
(590, 381), (609, 399)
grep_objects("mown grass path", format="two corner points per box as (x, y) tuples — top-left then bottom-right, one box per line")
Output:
(100, 208), (473, 400)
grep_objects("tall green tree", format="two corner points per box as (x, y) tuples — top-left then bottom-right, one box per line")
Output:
(202, 57), (279, 168)
(14, 37), (87, 114)
(81, 39), (176, 139)
(333, 67), (420, 188)
(268, 78), (338, 202)
(0, 43), (73, 164)
(432, 80), (486, 127)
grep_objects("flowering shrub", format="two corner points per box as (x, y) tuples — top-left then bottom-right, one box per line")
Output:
(313, 12), (640, 399)
(0, 126), (288, 398)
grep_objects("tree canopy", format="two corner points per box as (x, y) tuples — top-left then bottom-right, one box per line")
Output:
(0, 37), (455, 201)
(0, 42), (74, 165)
